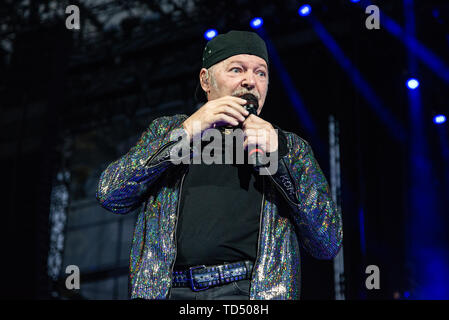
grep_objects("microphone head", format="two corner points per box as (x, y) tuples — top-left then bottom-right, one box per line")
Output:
(240, 93), (258, 115)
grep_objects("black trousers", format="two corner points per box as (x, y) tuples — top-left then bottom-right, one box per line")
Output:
(168, 279), (251, 300)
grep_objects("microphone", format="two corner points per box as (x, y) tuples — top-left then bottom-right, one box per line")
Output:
(239, 93), (265, 167)
(240, 93), (258, 116)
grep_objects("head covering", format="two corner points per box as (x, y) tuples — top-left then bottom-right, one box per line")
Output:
(195, 30), (269, 102)
(202, 30), (269, 69)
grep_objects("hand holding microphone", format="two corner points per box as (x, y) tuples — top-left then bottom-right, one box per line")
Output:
(240, 93), (278, 167)
(182, 92), (278, 167)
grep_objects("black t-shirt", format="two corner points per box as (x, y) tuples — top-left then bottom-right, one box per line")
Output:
(174, 127), (289, 268)
(174, 128), (263, 268)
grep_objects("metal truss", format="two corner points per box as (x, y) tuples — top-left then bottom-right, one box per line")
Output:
(1, 0), (389, 144)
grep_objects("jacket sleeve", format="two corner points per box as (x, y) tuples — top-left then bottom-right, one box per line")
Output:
(96, 115), (190, 214)
(266, 132), (343, 260)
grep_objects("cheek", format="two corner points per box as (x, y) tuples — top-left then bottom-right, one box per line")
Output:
(259, 85), (268, 103)
(217, 77), (240, 92)
(257, 81), (268, 94)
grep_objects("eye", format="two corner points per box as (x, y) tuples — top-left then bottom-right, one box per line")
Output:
(257, 70), (267, 77)
(230, 67), (242, 73)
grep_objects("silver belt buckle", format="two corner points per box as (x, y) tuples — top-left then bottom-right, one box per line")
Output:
(188, 265), (209, 291)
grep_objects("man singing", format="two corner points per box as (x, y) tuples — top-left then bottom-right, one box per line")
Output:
(96, 30), (343, 300)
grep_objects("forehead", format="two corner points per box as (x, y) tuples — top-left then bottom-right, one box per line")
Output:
(220, 54), (268, 69)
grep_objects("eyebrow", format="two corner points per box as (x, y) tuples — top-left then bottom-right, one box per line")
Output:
(227, 60), (268, 70)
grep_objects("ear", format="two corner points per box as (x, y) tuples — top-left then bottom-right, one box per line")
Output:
(199, 68), (210, 93)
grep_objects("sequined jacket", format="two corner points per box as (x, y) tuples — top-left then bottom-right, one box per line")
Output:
(96, 114), (343, 300)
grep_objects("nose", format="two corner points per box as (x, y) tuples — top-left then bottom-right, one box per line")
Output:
(241, 71), (256, 89)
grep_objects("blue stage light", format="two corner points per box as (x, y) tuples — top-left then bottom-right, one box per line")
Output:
(404, 291), (410, 298)
(407, 78), (419, 90)
(204, 29), (218, 40)
(432, 9), (440, 19)
(250, 17), (263, 29)
(298, 5), (311, 16)
(434, 115), (446, 124)
(350, 0), (360, 3)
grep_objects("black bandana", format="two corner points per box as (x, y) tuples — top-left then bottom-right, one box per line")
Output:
(202, 30), (269, 69)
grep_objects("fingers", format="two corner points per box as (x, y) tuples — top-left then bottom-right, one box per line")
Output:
(242, 134), (267, 151)
(242, 115), (270, 130)
(186, 96), (251, 134)
(214, 96), (249, 118)
(208, 96), (249, 125)
(214, 113), (240, 127)
(241, 118), (277, 152)
(216, 105), (247, 122)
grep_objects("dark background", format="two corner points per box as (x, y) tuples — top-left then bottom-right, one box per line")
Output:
(1, 0), (448, 300)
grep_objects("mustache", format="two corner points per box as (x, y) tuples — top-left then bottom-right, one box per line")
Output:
(232, 89), (260, 100)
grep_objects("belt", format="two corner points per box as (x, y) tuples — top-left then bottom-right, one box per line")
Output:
(172, 260), (254, 292)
